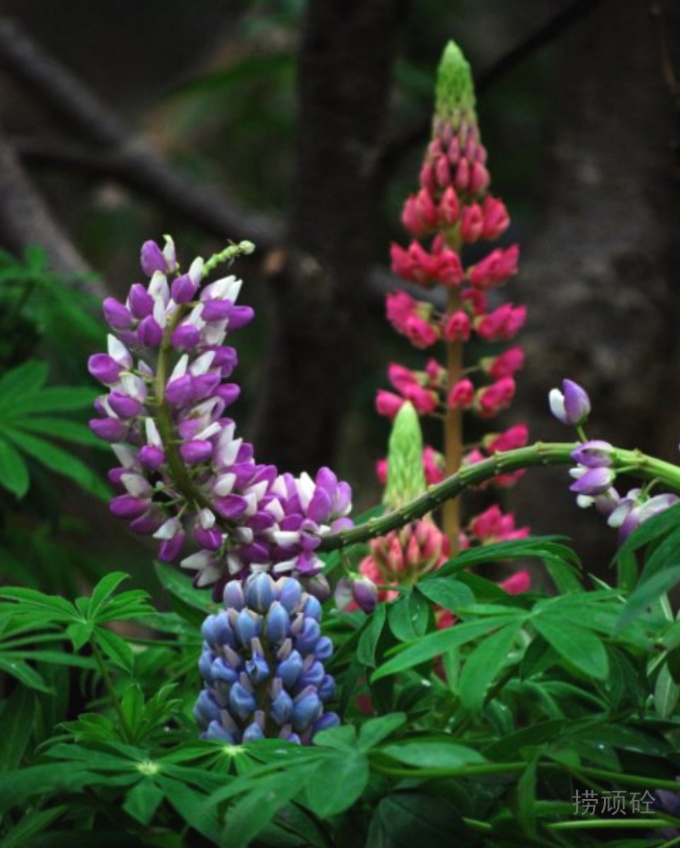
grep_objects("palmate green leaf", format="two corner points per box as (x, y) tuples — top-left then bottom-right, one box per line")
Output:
(615, 565), (680, 633)
(654, 662), (680, 719)
(516, 757), (538, 838)
(372, 614), (524, 681)
(17, 416), (104, 448)
(3, 428), (109, 499)
(638, 524), (680, 585)
(0, 361), (47, 405)
(87, 571), (130, 619)
(123, 778), (165, 825)
(0, 763), (95, 813)
(388, 589), (429, 642)
(303, 750), (369, 818)
(220, 775), (300, 848)
(155, 562), (214, 614)
(0, 585), (77, 620)
(357, 603), (387, 668)
(260, 802), (330, 848)
(160, 776), (221, 843)
(95, 626), (134, 673)
(0, 438), (29, 497)
(531, 614), (609, 679)
(0, 687), (35, 773)
(357, 713), (407, 751)
(0, 657), (53, 693)
(436, 536), (578, 578)
(417, 577), (475, 610)
(614, 501), (680, 563)
(369, 791), (478, 848)
(7, 386), (98, 415)
(381, 739), (486, 769)
(0, 805), (68, 848)
(458, 619), (525, 713)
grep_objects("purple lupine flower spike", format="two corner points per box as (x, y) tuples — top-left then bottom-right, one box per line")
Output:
(89, 236), (354, 591)
(196, 574), (338, 744)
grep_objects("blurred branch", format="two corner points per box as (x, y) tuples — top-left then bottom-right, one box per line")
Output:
(0, 17), (282, 249)
(0, 128), (104, 296)
(377, 0), (609, 181)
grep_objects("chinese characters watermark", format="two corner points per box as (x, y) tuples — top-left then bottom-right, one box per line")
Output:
(573, 789), (655, 816)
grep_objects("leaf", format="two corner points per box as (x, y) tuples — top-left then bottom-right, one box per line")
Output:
(7, 387), (98, 415)
(532, 614), (609, 679)
(654, 662), (680, 719)
(17, 416), (104, 447)
(0, 585), (76, 619)
(638, 524), (680, 585)
(458, 620), (524, 712)
(304, 751), (369, 818)
(371, 791), (477, 848)
(0, 805), (67, 848)
(66, 621), (93, 650)
(0, 438), (29, 497)
(357, 603), (387, 668)
(88, 572), (130, 620)
(95, 627), (134, 673)
(160, 776), (221, 842)
(0, 763), (95, 812)
(0, 657), (53, 693)
(155, 562), (214, 613)
(0, 687), (35, 773)
(388, 590), (429, 642)
(516, 758), (538, 837)
(220, 775), (300, 848)
(381, 740), (486, 769)
(3, 429), (108, 498)
(615, 565), (680, 632)
(372, 615), (522, 681)
(0, 361), (47, 406)
(417, 577), (475, 610)
(615, 501), (680, 561)
(123, 779), (165, 825)
(357, 713), (407, 751)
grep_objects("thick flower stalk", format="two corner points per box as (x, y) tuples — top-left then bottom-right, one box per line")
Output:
(376, 41), (528, 558)
(88, 236), (353, 596)
(195, 572), (338, 744)
(551, 379), (679, 540)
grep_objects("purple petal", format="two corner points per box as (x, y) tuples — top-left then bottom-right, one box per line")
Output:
(180, 440), (213, 465)
(562, 379), (591, 425)
(88, 354), (122, 385)
(138, 316), (164, 347)
(171, 273), (199, 304)
(103, 298), (132, 330)
(90, 418), (129, 442)
(110, 495), (148, 519)
(570, 467), (614, 496)
(140, 240), (166, 276)
(128, 284), (154, 319)
(226, 305), (254, 330)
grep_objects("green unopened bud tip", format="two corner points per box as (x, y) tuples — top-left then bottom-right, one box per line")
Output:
(435, 40), (476, 124)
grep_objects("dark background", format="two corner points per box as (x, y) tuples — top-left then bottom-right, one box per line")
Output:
(0, 0), (678, 580)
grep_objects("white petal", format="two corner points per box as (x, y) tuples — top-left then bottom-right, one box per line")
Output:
(121, 473), (152, 498)
(214, 473), (236, 497)
(146, 418), (162, 448)
(107, 335), (132, 368)
(148, 271), (169, 305)
(548, 389), (566, 421)
(189, 256), (204, 283)
(296, 472), (315, 509)
(168, 354), (189, 383)
(196, 564), (222, 587)
(153, 518), (181, 540)
(197, 508), (215, 529)
(180, 551), (211, 571)
(112, 444), (137, 468)
(190, 351), (216, 376)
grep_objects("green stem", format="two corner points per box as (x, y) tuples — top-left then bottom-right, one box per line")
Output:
(319, 442), (680, 551)
(91, 638), (133, 743)
(548, 819), (668, 830)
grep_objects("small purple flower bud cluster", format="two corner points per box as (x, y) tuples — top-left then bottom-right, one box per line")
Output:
(550, 381), (680, 542)
(195, 573), (339, 744)
(549, 379), (591, 427)
(88, 237), (353, 592)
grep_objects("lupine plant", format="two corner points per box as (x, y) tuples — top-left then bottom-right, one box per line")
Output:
(5, 40), (680, 848)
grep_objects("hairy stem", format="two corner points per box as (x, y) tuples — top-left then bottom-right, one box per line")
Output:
(319, 442), (680, 551)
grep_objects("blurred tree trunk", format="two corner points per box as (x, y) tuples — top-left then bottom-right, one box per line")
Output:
(251, 0), (407, 472)
(513, 0), (680, 567)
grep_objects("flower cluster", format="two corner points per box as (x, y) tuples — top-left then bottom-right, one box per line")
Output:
(89, 237), (353, 595)
(551, 379), (679, 540)
(369, 42), (529, 593)
(195, 572), (338, 744)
